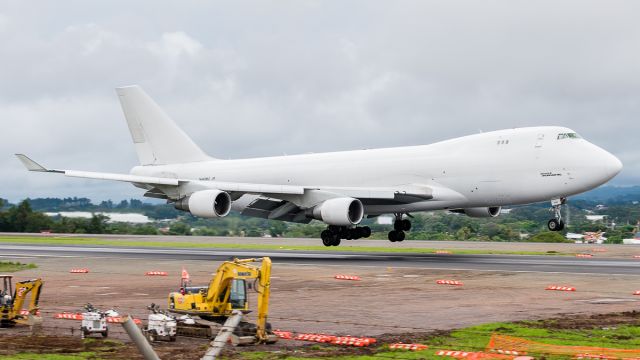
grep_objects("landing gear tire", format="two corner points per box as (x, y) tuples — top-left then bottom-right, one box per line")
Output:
(321, 226), (371, 246)
(388, 230), (405, 242)
(361, 226), (371, 238)
(547, 219), (565, 231)
(394, 214), (412, 231)
(321, 230), (333, 247)
(401, 219), (411, 231)
(548, 198), (567, 232)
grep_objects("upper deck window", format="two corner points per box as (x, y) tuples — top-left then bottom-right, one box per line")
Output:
(557, 133), (581, 140)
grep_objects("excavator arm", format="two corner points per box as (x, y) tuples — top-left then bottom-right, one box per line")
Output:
(203, 258), (273, 343)
(205, 258), (261, 315)
(12, 278), (43, 319)
(255, 257), (272, 342)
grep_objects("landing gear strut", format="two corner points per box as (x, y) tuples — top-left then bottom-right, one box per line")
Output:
(321, 225), (372, 247)
(388, 214), (411, 242)
(547, 198), (566, 231)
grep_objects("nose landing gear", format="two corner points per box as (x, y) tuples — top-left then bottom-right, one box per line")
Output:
(388, 214), (411, 242)
(547, 198), (566, 231)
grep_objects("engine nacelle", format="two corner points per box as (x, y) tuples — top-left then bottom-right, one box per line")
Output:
(458, 206), (501, 218)
(174, 190), (231, 218)
(311, 197), (364, 226)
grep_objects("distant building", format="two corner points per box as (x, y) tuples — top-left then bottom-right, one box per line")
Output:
(376, 216), (393, 225)
(568, 231), (606, 244)
(585, 215), (606, 222)
(44, 211), (151, 224)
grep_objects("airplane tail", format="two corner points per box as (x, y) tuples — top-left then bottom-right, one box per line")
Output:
(116, 85), (212, 165)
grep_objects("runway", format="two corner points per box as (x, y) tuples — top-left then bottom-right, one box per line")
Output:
(2, 243), (640, 275)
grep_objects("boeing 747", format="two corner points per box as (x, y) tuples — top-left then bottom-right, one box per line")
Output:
(16, 86), (622, 246)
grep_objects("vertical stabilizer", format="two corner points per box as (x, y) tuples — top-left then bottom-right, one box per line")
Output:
(116, 85), (212, 165)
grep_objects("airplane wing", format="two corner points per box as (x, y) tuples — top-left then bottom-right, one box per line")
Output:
(15, 154), (432, 198)
(15, 154), (444, 222)
(15, 154), (304, 194)
(15, 154), (179, 186)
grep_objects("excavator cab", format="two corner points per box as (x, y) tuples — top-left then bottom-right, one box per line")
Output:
(0, 275), (43, 327)
(227, 279), (247, 310)
(1, 275), (15, 312)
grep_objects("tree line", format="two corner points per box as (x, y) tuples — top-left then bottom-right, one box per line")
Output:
(0, 197), (638, 242)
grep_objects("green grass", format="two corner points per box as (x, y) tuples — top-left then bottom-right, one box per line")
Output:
(0, 235), (563, 256)
(0, 261), (37, 272)
(236, 319), (640, 360)
(3, 353), (97, 360)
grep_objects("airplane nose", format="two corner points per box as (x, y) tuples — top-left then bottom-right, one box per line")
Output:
(599, 149), (623, 180)
(609, 153), (623, 176)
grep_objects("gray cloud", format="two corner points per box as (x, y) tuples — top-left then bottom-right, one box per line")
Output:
(1, 0), (639, 202)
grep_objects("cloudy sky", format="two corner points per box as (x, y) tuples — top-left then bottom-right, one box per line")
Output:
(1, 1), (639, 202)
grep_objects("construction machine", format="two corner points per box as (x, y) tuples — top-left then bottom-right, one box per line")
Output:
(168, 257), (277, 345)
(0, 275), (43, 327)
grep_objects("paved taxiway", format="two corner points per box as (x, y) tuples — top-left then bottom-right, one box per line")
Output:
(3, 243), (640, 275)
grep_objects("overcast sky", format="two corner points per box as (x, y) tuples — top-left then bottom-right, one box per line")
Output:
(1, 1), (639, 203)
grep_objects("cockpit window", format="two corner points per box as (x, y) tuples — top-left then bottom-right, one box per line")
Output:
(557, 133), (581, 140)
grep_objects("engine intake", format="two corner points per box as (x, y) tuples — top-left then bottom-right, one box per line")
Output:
(311, 197), (364, 226)
(174, 190), (231, 218)
(453, 206), (501, 218)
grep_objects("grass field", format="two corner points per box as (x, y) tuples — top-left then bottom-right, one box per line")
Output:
(0, 235), (562, 256)
(0, 261), (37, 272)
(241, 317), (640, 360)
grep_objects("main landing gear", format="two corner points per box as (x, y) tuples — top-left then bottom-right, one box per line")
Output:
(321, 225), (372, 247)
(547, 198), (566, 231)
(388, 214), (411, 242)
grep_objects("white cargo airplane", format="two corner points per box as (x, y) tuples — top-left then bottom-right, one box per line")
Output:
(16, 86), (622, 246)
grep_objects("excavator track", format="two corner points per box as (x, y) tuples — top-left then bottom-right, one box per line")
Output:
(176, 323), (213, 338)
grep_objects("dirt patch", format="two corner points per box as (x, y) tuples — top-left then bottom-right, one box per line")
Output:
(2, 312), (640, 359)
(529, 310), (640, 330)
(0, 334), (209, 359)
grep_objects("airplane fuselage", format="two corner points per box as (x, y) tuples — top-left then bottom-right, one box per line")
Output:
(132, 126), (621, 216)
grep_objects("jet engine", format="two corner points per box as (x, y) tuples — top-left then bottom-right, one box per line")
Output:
(310, 197), (364, 226)
(174, 189), (231, 218)
(454, 206), (501, 218)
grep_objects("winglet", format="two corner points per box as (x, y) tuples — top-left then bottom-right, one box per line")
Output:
(15, 154), (50, 172)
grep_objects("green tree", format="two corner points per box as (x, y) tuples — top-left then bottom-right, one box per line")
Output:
(527, 232), (570, 243)
(13, 200), (33, 232)
(87, 214), (107, 234)
(169, 222), (191, 235)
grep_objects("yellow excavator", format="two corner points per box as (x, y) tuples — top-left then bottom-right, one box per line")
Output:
(0, 275), (43, 327)
(168, 257), (277, 344)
